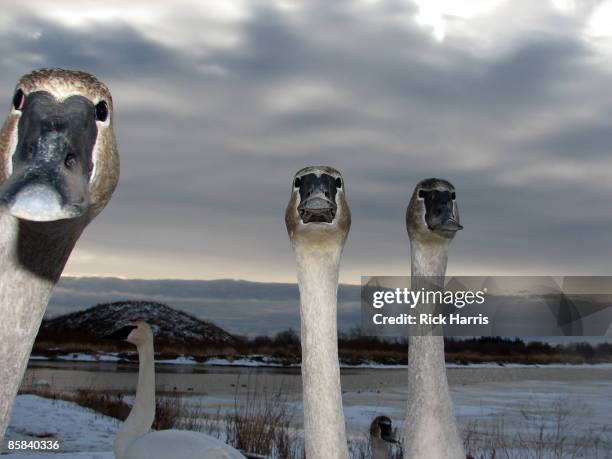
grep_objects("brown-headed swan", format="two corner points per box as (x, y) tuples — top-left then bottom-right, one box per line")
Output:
(404, 178), (465, 458)
(285, 166), (351, 459)
(0, 68), (119, 438)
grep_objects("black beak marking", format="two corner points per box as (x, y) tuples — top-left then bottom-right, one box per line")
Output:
(104, 325), (137, 341)
(421, 189), (462, 232)
(296, 173), (339, 224)
(0, 91), (98, 221)
(379, 420), (398, 443)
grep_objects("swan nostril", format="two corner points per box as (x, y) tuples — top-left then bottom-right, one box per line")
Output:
(64, 154), (77, 169)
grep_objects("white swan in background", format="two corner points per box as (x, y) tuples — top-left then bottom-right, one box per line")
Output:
(285, 165), (351, 459)
(106, 321), (246, 459)
(404, 178), (465, 458)
(369, 415), (399, 459)
(0, 68), (120, 439)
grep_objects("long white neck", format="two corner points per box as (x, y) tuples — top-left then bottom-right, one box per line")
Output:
(0, 214), (84, 439)
(114, 338), (156, 459)
(404, 238), (465, 459)
(294, 242), (349, 459)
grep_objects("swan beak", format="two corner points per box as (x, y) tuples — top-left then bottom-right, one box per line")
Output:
(298, 194), (337, 224)
(0, 178), (85, 222)
(436, 217), (463, 232)
(382, 435), (399, 444)
(104, 325), (137, 341)
(425, 192), (463, 232)
(0, 93), (96, 222)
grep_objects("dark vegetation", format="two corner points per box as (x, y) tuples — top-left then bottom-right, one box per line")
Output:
(33, 326), (612, 366)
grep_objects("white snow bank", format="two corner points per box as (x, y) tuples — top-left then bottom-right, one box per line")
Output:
(3, 395), (117, 457)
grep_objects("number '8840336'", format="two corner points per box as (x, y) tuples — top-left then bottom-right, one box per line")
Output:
(7, 440), (60, 450)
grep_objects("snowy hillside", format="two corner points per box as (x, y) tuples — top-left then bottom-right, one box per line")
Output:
(38, 301), (238, 347)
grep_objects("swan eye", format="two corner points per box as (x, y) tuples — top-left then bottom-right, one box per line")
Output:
(12, 89), (24, 111)
(418, 189), (426, 199)
(95, 100), (109, 122)
(294, 177), (301, 188)
(451, 192), (456, 200)
(335, 177), (342, 189)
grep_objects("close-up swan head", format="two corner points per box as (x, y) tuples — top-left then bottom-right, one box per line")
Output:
(406, 178), (462, 242)
(0, 68), (119, 222)
(105, 321), (153, 347)
(285, 165), (351, 245)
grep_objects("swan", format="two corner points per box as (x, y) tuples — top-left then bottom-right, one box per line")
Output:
(106, 321), (246, 459)
(404, 178), (465, 458)
(369, 415), (399, 459)
(285, 165), (351, 459)
(0, 68), (119, 439)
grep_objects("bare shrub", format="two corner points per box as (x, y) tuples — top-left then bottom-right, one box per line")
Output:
(73, 390), (131, 421)
(226, 375), (300, 458)
(463, 396), (612, 459)
(19, 385), (130, 422)
(154, 393), (184, 430)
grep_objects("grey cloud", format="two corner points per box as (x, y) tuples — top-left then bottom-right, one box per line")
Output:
(0, 1), (610, 287)
(525, 119), (612, 159)
(0, 19), (183, 83)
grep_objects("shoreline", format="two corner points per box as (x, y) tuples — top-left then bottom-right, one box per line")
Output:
(28, 353), (612, 370)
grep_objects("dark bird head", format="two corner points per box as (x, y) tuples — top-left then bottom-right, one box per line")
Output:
(406, 178), (462, 243)
(0, 68), (119, 222)
(285, 165), (351, 247)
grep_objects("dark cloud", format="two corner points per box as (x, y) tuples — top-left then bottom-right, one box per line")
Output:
(0, 1), (610, 288)
(526, 119), (612, 159)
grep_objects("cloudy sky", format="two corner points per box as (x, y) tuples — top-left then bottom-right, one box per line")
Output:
(2, 0), (612, 285)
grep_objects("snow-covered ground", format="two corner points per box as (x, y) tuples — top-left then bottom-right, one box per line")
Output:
(30, 355), (122, 364)
(4, 376), (611, 458)
(2, 395), (116, 458)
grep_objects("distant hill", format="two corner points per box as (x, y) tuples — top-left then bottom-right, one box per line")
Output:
(38, 301), (238, 347)
(46, 277), (363, 337)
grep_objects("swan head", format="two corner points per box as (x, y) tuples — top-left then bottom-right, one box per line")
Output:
(0, 68), (119, 222)
(406, 178), (462, 242)
(285, 165), (351, 246)
(105, 321), (153, 347)
(370, 415), (398, 444)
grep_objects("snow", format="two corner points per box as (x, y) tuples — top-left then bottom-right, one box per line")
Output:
(2, 395), (118, 458)
(30, 354), (123, 363)
(199, 356), (288, 367)
(4, 376), (612, 458)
